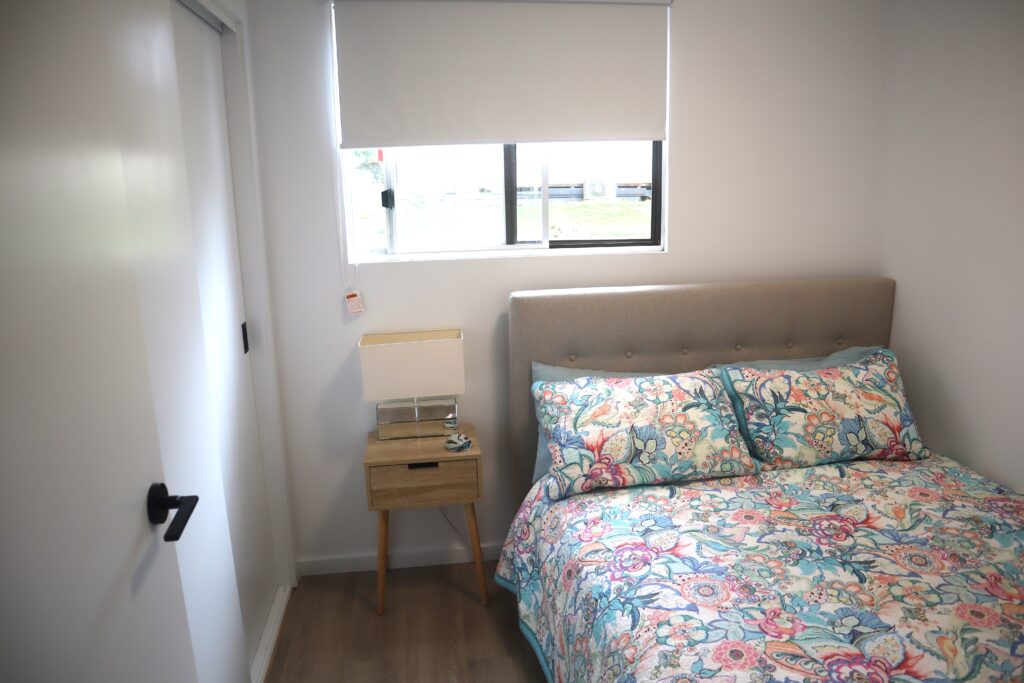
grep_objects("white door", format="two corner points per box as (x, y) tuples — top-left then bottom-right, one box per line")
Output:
(0, 1), (248, 681)
(171, 0), (279, 663)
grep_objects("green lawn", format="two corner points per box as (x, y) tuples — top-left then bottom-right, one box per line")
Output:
(351, 196), (653, 252)
(518, 199), (651, 240)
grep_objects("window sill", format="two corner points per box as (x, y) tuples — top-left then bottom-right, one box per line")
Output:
(351, 243), (667, 265)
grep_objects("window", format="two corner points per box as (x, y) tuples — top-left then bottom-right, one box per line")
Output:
(509, 141), (662, 248)
(331, 1), (670, 261)
(342, 141), (662, 258)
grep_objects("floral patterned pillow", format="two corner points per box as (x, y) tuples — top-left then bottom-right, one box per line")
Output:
(532, 370), (758, 500)
(721, 349), (928, 468)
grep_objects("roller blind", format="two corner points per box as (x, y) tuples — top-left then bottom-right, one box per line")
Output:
(334, 0), (669, 149)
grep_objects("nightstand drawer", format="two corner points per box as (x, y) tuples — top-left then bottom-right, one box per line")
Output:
(368, 459), (478, 510)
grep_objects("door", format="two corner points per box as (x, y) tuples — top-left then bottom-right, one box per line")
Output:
(0, 1), (248, 681)
(172, 0), (279, 663)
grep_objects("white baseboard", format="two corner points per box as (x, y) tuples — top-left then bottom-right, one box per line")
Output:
(297, 541), (503, 576)
(250, 585), (291, 683)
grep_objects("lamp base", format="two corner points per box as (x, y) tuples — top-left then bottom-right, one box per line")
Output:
(376, 397), (458, 440)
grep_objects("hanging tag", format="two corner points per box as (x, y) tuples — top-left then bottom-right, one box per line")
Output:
(345, 290), (365, 316)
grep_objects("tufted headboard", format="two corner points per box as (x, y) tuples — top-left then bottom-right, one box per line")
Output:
(507, 276), (895, 494)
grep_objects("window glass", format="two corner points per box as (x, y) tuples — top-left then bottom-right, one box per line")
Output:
(513, 144), (544, 244)
(341, 140), (660, 259)
(390, 144), (506, 254)
(516, 141), (653, 242)
(341, 149), (388, 255)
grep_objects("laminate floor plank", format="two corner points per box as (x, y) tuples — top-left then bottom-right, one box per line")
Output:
(267, 561), (545, 683)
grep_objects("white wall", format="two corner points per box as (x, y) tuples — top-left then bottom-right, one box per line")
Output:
(248, 0), (889, 573)
(880, 0), (1024, 492)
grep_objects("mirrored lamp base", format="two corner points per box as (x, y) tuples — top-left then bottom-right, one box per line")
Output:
(376, 397), (458, 440)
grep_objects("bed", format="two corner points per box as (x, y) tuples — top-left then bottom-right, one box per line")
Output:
(496, 278), (1024, 683)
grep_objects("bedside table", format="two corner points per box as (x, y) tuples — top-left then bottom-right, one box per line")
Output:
(364, 423), (488, 615)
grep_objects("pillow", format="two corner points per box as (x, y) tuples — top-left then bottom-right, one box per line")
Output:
(533, 370), (758, 500)
(531, 349), (879, 482)
(715, 346), (881, 456)
(716, 345), (881, 372)
(530, 362), (649, 483)
(721, 349), (927, 469)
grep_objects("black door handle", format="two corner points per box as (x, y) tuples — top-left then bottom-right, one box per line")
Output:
(147, 483), (199, 543)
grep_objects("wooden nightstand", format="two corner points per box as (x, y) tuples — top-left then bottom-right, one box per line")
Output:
(364, 423), (487, 615)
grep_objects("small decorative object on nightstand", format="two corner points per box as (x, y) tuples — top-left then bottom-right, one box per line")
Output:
(363, 422), (487, 615)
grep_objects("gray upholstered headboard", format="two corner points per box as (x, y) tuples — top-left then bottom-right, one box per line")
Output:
(507, 277), (895, 494)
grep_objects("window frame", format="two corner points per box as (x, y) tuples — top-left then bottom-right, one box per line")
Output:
(503, 140), (663, 249)
(345, 140), (665, 259)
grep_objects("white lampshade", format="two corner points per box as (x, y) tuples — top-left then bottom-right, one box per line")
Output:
(358, 329), (465, 402)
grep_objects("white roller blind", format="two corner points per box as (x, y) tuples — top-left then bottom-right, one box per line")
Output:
(334, 0), (669, 148)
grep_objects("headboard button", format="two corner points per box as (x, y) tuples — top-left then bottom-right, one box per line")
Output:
(786, 342), (794, 349)
(735, 344), (743, 351)
(681, 348), (689, 355)
(568, 353), (577, 362)
(624, 351), (633, 359)
(837, 338), (845, 346)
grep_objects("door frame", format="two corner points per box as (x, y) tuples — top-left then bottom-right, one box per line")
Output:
(181, 4), (298, 680)
(182, 0), (297, 593)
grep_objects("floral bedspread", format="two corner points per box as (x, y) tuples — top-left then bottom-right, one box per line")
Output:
(496, 455), (1024, 682)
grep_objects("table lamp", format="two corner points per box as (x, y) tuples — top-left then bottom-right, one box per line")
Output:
(358, 329), (465, 440)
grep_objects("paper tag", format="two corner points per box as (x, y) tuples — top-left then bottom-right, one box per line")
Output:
(345, 290), (365, 316)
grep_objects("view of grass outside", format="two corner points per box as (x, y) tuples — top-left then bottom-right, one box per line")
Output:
(397, 191), (504, 253)
(515, 140), (653, 241)
(517, 198), (652, 241)
(342, 140), (655, 255)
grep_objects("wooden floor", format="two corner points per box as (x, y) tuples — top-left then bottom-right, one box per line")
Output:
(266, 561), (546, 682)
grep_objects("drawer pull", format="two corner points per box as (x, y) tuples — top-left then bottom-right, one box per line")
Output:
(408, 461), (439, 470)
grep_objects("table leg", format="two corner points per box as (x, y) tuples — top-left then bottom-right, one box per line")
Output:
(376, 510), (388, 615)
(464, 503), (488, 605)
